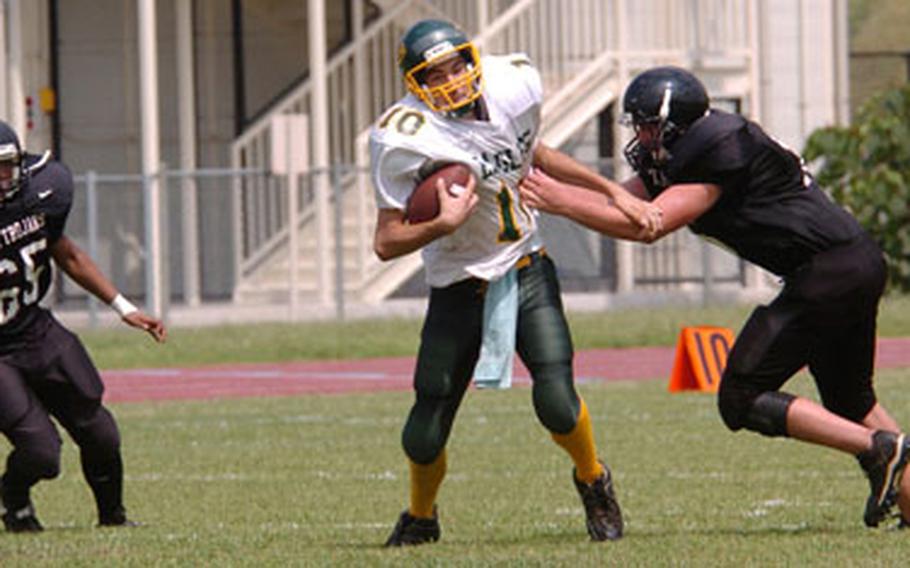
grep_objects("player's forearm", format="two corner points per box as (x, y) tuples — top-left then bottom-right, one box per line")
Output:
(373, 220), (449, 260)
(53, 245), (119, 302)
(534, 144), (628, 200)
(551, 184), (657, 242)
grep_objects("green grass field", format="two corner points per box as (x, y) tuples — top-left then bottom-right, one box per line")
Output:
(4, 371), (910, 565)
(79, 295), (910, 369)
(3, 298), (910, 565)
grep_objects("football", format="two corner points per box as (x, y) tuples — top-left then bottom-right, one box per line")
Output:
(405, 163), (473, 224)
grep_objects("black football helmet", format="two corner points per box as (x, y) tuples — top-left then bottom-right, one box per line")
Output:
(621, 66), (709, 172)
(398, 19), (482, 113)
(0, 121), (24, 201)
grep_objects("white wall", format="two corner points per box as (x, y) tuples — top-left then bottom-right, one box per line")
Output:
(758, 0), (845, 150)
(7, 1), (52, 152)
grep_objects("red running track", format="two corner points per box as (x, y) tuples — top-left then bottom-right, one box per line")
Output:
(101, 338), (910, 403)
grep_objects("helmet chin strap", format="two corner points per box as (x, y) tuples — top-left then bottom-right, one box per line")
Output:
(448, 107), (473, 118)
(447, 98), (481, 119)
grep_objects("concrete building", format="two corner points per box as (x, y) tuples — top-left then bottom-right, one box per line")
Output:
(0, 0), (850, 324)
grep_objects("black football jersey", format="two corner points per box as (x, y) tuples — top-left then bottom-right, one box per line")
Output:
(635, 110), (862, 276)
(0, 152), (73, 348)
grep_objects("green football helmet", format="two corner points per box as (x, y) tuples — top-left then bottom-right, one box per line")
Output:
(397, 19), (482, 113)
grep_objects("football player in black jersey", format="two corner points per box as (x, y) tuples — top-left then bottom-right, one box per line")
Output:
(0, 121), (165, 532)
(520, 66), (910, 529)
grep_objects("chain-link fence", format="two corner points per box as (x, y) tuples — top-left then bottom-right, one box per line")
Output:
(63, 168), (266, 324)
(54, 163), (768, 328)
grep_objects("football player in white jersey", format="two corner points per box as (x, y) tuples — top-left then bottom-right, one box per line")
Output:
(371, 19), (659, 546)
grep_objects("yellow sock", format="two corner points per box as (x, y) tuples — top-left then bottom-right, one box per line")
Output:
(550, 398), (605, 484)
(408, 450), (447, 519)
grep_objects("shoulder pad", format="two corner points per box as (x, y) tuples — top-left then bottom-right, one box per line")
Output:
(482, 53), (543, 108)
(22, 158), (74, 214)
(372, 101), (433, 142)
(506, 54), (533, 68)
(666, 110), (749, 176)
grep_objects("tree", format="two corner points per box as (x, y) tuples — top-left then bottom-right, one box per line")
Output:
(804, 85), (910, 291)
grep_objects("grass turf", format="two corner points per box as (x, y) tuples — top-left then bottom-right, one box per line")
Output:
(4, 370), (910, 565)
(78, 295), (910, 370)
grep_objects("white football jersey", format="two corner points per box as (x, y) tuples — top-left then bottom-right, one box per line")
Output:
(370, 54), (544, 287)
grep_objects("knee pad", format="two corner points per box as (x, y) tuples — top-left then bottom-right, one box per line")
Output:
(401, 398), (451, 465)
(20, 441), (62, 480)
(530, 363), (579, 435)
(71, 406), (121, 454)
(719, 383), (795, 437)
(742, 391), (795, 437)
(402, 426), (441, 465)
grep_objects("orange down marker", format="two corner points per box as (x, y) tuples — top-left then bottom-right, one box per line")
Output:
(668, 326), (735, 393)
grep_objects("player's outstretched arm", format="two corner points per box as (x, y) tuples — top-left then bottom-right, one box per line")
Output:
(532, 143), (663, 236)
(50, 235), (166, 342)
(519, 168), (720, 243)
(373, 176), (478, 260)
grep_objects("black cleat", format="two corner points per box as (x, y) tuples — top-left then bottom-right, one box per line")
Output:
(384, 508), (441, 547)
(2, 503), (44, 533)
(99, 508), (142, 528)
(574, 462), (623, 541)
(858, 431), (910, 527)
(1, 480), (43, 533)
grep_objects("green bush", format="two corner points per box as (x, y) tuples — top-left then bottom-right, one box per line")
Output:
(804, 85), (910, 291)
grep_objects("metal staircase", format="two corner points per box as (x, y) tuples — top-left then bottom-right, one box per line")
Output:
(230, 0), (757, 306)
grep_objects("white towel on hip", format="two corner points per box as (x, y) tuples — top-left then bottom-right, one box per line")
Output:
(473, 267), (518, 390)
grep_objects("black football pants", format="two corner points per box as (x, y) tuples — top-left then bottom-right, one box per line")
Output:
(718, 233), (887, 432)
(402, 254), (580, 465)
(0, 315), (124, 520)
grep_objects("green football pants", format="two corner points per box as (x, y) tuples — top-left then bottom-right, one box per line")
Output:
(401, 255), (580, 464)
